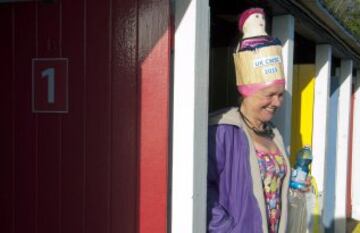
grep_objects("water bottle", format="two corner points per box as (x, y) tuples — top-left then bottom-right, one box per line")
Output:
(290, 146), (312, 190)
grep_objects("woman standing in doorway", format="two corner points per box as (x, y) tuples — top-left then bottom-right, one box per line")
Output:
(207, 8), (291, 233)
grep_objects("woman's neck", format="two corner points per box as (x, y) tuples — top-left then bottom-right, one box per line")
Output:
(239, 105), (264, 130)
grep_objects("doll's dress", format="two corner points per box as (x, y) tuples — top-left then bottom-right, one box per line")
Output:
(237, 35), (281, 52)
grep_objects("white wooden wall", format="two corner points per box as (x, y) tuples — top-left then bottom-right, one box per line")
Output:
(312, 45), (332, 233)
(172, 0), (210, 232)
(334, 59), (353, 233)
(312, 44), (332, 196)
(271, 15), (295, 154)
(352, 70), (360, 221)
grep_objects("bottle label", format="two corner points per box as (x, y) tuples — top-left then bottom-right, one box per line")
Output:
(291, 168), (307, 184)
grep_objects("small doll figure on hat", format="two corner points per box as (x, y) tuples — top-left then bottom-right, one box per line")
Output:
(233, 7), (285, 96)
(236, 8), (281, 52)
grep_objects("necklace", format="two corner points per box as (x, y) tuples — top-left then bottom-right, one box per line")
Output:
(239, 110), (275, 138)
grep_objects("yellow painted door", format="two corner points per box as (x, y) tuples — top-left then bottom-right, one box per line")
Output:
(291, 64), (315, 165)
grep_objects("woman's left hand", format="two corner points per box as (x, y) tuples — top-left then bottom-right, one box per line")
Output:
(299, 176), (312, 193)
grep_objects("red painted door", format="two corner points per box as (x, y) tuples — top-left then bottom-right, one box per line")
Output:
(0, 1), (170, 233)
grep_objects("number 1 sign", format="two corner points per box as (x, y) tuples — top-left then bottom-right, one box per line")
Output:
(32, 58), (68, 113)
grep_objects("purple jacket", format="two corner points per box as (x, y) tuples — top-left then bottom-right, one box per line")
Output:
(207, 107), (290, 233)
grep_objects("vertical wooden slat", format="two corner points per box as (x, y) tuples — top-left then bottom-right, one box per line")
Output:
(61, 0), (85, 232)
(172, 1), (209, 232)
(271, 15), (295, 154)
(312, 44), (332, 195)
(0, 5), (14, 233)
(138, 0), (170, 232)
(323, 70), (340, 231)
(85, 0), (111, 232)
(347, 87), (355, 218)
(335, 59), (353, 233)
(13, 3), (37, 233)
(36, 2), (61, 233)
(110, 0), (138, 232)
(83, 0), (87, 231)
(351, 71), (360, 221)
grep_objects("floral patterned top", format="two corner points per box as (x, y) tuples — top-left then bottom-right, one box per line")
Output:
(255, 149), (287, 233)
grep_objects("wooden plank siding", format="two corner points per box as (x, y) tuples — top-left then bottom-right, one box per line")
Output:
(0, 1), (170, 233)
(137, 1), (170, 232)
(0, 4), (15, 233)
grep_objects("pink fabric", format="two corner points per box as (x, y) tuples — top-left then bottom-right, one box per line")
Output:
(237, 79), (285, 97)
(255, 150), (287, 233)
(240, 36), (273, 50)
(238, 8), (265, 33)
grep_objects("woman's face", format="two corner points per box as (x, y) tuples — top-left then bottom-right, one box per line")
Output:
(242, 84), (284, 123)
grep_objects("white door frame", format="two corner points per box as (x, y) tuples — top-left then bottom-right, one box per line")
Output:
(171, 0), (210, 232)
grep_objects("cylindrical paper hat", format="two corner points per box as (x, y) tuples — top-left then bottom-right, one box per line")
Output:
(233, 44), (285, 96)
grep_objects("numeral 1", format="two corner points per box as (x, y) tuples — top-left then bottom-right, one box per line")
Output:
(41, 67), (55, 104)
